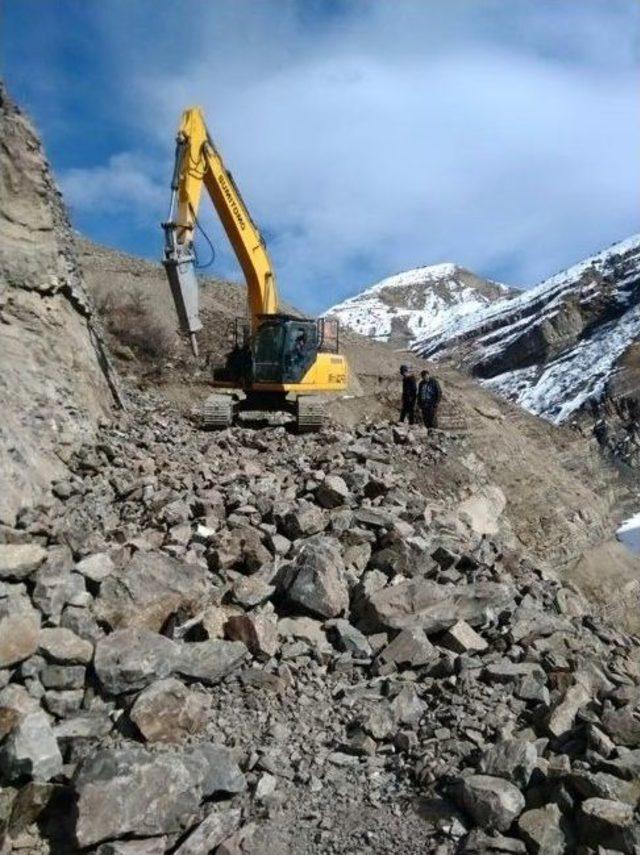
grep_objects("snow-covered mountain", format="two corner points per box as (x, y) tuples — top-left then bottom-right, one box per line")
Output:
(327, 264), (516, 348)
(412, 235), (640, 438)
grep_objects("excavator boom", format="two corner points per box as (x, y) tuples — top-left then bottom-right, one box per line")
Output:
(162, 107), (278, 352)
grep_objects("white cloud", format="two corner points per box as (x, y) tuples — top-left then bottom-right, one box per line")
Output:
(60, 152), (164, 223)
(58, 1), (640, 311)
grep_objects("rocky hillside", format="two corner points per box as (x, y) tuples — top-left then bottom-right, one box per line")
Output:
(0, 86), (121, 527)
(2, 393), (640, 853)
(327, 264), (516, 348)
(3, 87), (640, 853)
(411, 237), (640, 466)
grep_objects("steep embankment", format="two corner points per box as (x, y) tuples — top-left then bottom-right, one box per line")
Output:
(327, 264), (516, 348)
(0, 86), (120, 525)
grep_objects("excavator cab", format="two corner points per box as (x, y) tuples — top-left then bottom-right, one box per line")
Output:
(253, 316), (318, 385)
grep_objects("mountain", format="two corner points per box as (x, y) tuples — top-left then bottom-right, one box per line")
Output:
(411, 235), (640, 466)
(327, 263), (517, 348)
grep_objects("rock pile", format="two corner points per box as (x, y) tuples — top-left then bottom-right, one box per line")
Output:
(1, 393), (639, 853)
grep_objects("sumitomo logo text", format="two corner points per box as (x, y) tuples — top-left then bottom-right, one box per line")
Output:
(218, 173), (246, 230)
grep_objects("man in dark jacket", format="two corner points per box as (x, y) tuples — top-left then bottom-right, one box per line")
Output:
(399, 365), (417, 424)
(418, 369), (442, 429)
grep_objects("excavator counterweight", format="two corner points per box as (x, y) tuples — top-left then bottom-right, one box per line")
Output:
(161, 107), (348, 430)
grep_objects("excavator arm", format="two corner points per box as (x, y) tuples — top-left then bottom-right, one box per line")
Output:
(162, 107), (278, 354)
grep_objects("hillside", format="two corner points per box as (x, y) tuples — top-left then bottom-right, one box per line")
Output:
(327, 264), (516, 348)
(0, 86), (120, 526)
(410, 236), (640, 467)
(3, 85), (640, 853)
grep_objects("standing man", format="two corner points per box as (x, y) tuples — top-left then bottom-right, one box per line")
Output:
(399, 365), (417, 424)
(418, 369), (442, 429)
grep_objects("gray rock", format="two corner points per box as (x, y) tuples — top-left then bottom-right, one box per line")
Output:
(95, 550), (209, 631)
(391, 685), (426, 726)
(325, 619), (371, 658)
(515, 676), (550, 706)
(441, 620), (488, 654)
(363, 579), (513, 634)
(546, 681), (591, 738)
(60, 604), (102, 642)
(517, 803), (568, 854)
(0, 544), (46, 580)
(225, 613), (278, 660)
(174, 807), (242, 855)
(459, 774), (525, 831)
(54, 713), (113, 739)
(40, 664), (86, 690)
(579, 797), (640, 852)
(95, 841), (167, 855)
(94, 628), (179, 694)
(483, 661), (546, 684)
(193, 743), (246, 795)
(0, 710), (63, 782)
(75, 552), (115, 582)
(376, 627), (437, 672)
(38, 626), (93, 664)
(601, 702), (640, 748)
(31, 546), (75, 622)
(175, 639), (247, 685)
(74, 747), (201, 846)
(480, 739), (537, 788)
(43, 689), (84, 718)
(315, 475), (350, 509)
(130, 678), (208, 742)
(0, 593), (41, 667)
(278, 500), (326, 539)
(287, 538), (349, 619)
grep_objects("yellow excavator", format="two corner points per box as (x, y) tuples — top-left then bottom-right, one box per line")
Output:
(162, 106), (349, 430)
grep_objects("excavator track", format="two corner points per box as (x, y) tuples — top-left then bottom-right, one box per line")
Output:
(296, 395), (326, 433)
(202, 394), (234, 429)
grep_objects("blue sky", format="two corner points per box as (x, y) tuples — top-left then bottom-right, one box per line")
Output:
(5, 0), (640, 313)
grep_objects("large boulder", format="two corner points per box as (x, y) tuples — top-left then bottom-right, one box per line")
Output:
(94, 551), (209, 631)
(458, 774), (525, 831)
(94, 628), (179, 695)
(286, 538), (349, 619)
(0, 710), (63, 782)
(0, 544), (47, 580)
(361, 579), (514, 634)
(74, 745), (244, 847)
